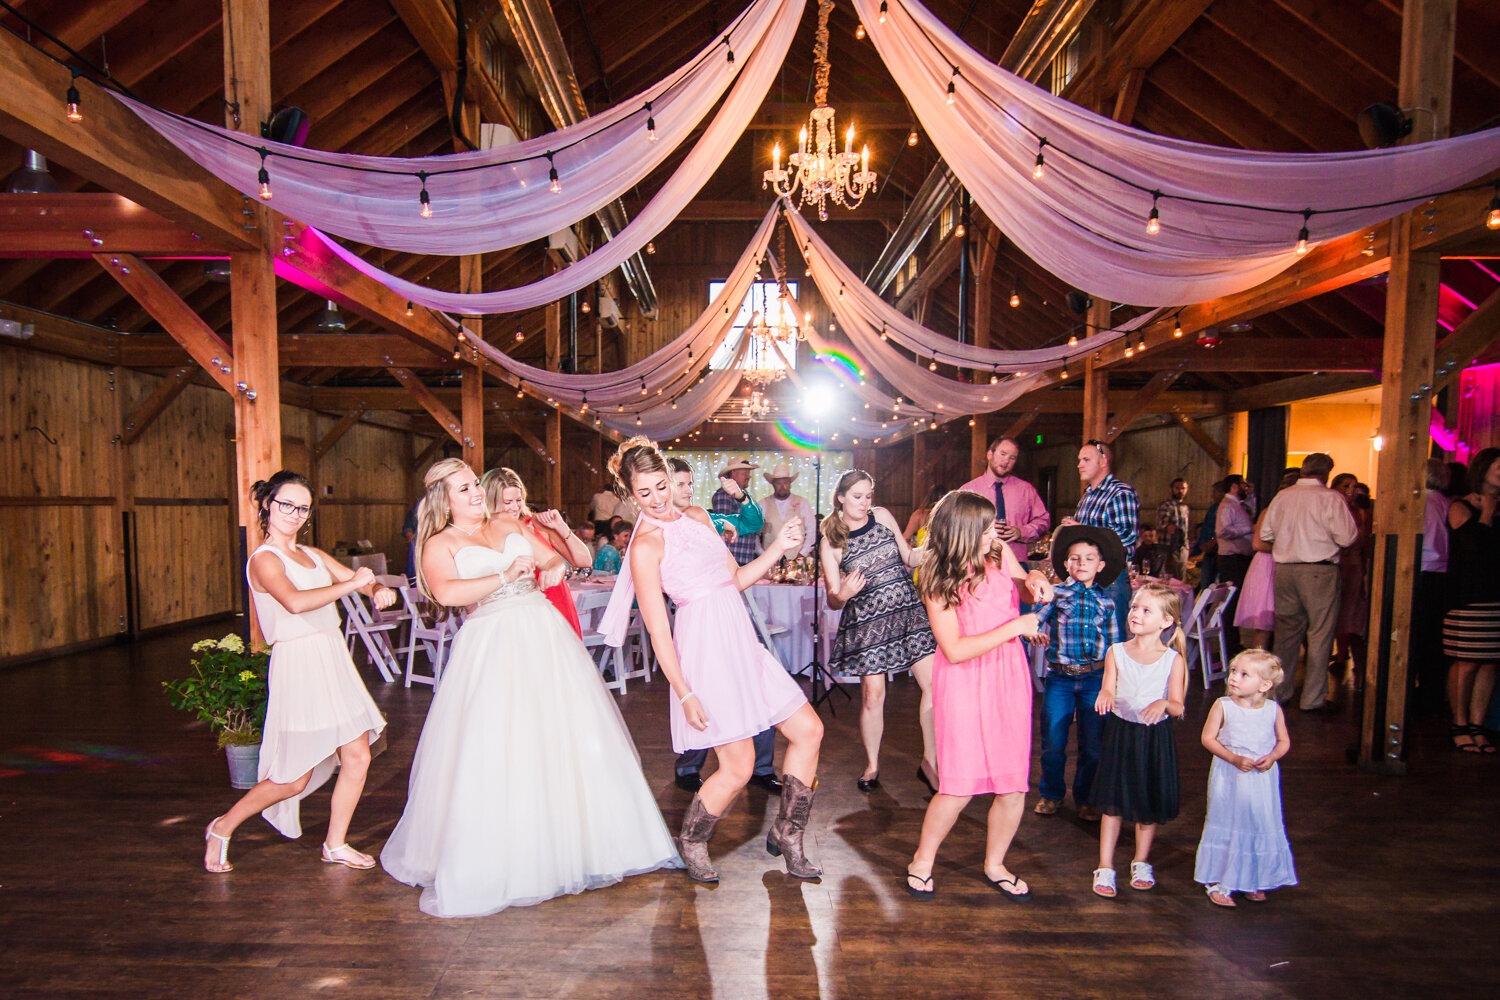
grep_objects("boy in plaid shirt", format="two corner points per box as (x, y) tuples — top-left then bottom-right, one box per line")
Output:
(1030, 524), (1126, 821)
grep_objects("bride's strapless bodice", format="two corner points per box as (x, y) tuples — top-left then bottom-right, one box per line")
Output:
(454, 534), (538, 605)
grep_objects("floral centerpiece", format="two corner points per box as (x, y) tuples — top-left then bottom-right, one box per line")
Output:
(163, 633), (270, 748)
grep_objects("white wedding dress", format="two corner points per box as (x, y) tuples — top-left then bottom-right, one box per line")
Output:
(380, 533), (681, 917)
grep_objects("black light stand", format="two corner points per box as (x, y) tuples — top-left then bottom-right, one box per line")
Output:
(801, 417), (851, 713)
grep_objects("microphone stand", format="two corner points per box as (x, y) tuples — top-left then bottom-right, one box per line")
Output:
(801, 419), (850, 713)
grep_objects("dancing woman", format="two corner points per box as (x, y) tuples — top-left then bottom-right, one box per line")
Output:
(821, 470), (937, 793)
(481, 466), (590, 637)
(602, 438), (825, 882)
(380, 458), (680, 917)
(203, 471), (390, 873)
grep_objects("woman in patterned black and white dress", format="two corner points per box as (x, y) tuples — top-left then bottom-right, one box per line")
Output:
(821, 470), (938, 792)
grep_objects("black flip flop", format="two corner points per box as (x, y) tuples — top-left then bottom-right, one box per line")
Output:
(986, 872), (1032, 901)
(903, 870), (935, 900)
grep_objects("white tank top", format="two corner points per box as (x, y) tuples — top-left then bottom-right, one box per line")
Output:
(246, 544), (341, 643)
(1109, 642), (1178, 724)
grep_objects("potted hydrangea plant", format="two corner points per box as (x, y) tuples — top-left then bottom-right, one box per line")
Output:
(163, 633), (270, 789)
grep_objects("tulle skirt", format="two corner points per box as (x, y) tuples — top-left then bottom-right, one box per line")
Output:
(258, 630), (386, 839)
(1234, 551), (1277, 632)
(380, 588), (681, 918)
(1194, 758), (1298, 892)
(1090, 714), (1179, 825)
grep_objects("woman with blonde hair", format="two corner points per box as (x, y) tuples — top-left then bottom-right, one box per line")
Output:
(601, 437), (824, 883)
(381, 458), (679, 917)
(482, 466), (590, 637)
(821, 469), (937, 793)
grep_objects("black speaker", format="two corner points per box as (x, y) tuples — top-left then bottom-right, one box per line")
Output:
(1066, 290), (1092, 315)
(261, 106), (310, 147)
(1356, 103), (1413, 149)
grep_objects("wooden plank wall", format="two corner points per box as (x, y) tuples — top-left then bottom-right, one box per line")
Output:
(1, 342), (436, 663)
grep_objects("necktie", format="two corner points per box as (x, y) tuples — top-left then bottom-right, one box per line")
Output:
(993, 479), (1008, 522)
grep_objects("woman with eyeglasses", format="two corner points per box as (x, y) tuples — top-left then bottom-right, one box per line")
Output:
(203, 470), (393, 874)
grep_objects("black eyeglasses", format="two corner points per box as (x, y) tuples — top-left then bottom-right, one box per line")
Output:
(270, 498), (312, 519)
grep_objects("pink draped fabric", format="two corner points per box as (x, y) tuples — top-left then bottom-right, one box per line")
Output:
(853, 0), (1500, 305)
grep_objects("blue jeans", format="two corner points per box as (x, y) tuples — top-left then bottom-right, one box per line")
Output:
(1038, 669), (1105, 804)
(676, 727), (776, 777)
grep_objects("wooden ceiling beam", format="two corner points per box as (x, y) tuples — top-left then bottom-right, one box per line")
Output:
(92, 253), (236, 393)
(0, 193), (226, 257)
(0, 28), (253, 250)
(1061, 0), (1216, 108)
(119, 365), (197, 445)
(387, 0), (524, 137)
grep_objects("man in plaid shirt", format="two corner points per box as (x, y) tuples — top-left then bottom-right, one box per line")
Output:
(1060, 440), (1138, 637)
(1030, 524), (1125, 820)
(1155, 478), (1191, 579)
(712, 457), (762, 565)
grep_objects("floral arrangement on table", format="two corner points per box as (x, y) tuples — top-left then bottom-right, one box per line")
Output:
(163, 633), (270, 748)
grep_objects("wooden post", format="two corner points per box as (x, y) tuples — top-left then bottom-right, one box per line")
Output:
(224, 0), (280, 644)
(1361, 0), (1454, 773)
(547, 410), (563, 509)
(971, 228), (997, 476)
(1082, 297), (1111, 442)
(459, 253), (484, 473)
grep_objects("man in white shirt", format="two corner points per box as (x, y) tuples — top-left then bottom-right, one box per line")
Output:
(587, 485), (620, 534)
(760, 464), (817, 558)
(1259, 453), (1359, 710)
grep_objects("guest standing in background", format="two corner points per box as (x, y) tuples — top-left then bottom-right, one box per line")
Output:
(1329, 473), (1372, 707)
(402, 496), (423, 585)
(904, 485), (947, 544)
(1215, 475), (1255, 657)
(959, 435), (1051, 566)
(1259, 453), (1358, 711)
(821, 471), (938, 794)
(593, 521), (632, 575)
(1443, 448), (1500, 753)
(587, 482), (620, 536)
(713, 457), (762, 565)
(203, 471), (390, 874)
(761, 463), (817, 559)
(1156, 478), (1192, 580)
(1194, 480), (1226, 587)
(1411, 459), (1451, 718)
(1059, 441), (1138, 637)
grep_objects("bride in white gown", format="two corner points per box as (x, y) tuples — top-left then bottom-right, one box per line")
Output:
(381, 459), (681, 917)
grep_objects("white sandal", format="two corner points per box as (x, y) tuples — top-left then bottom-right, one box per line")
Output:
(1092, 867), (1117, 898)
(204, 817), (232, 873)
(321, 842), (377, 870)
(1206, 884), (1236, 907)
(1130, 861), (1156, 890)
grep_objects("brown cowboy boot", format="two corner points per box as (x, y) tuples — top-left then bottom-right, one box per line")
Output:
(765, 773), (822, 878)
(678, 794), (720, 883)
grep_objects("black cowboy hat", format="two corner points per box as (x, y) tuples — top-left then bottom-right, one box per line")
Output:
(1050, 523), (1128, 589)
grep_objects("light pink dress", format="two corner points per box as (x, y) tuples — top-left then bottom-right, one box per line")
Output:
(932, 562), (1034, 797)
(639, 510), (807, 753)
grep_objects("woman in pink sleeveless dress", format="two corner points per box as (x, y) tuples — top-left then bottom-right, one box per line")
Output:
(202, 471), (391, 874)
(905, 490), (1051, 901)
(602, 438), (825, 883)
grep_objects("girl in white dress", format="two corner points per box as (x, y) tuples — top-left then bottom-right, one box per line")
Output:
(1195, 649), (1297, 907)
(380, 459), (680, 917)
(203, 471), (392, 873)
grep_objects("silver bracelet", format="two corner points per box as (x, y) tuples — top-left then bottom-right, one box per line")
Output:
(677, 691), (698, 705)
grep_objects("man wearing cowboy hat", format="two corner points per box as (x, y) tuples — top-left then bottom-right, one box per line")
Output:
(713, 457), (763, 565)
(760, 463), (816, 558)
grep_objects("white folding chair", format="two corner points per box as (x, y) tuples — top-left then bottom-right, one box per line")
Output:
(745, 589), (794, 668)
(1183, 581), (1237, 689)
(340, 590), (401, 683)
(394, 586), (458, 689)
(575, 590), (649, 695)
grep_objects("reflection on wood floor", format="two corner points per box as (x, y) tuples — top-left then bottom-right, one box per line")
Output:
(0, 622), (1495, 999)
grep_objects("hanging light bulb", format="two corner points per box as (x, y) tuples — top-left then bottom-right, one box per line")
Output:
(580, 393), (588, 414)
(65, 73), (82, 122)
(581, 299), (591, 314)
(1124, 345), (1135, 358)
(516, 381), (525, 398)
(514, 328), (524, 342)
(1061, 362), (1070, 380)
(456, 329), (466, 343)
(856, 22), (865, 40)
(257, 152), (272, 201)
(1486, 187), (1500, 229)
(404, 301), (414, 318)
(1067, 335), (1078, 347)
(928, 358), (938, 371)
(1032, 139), (1047, 180)
(645, 102), (657, 142)
(954, 222), (965, 238)
(1146, 191), (1161, 235)
(419, 188), (432, 218)
(452, 348), (461, 360)
(1009, 290), (1020, 308)
(547, 152), (561, 194)
(1137, 335), (1147, 353)
(989, 372), (999, 384)
(879, 1), (888, 23)
(636, 415), (643, 426)
(646, 241), (656, 255)
(1295, 210), (1311, 256)
(640, 379), (648, 396)
(1173, 319), (1184, 338)
(946, 79), (956, 105)
(907, 127), (919, 146)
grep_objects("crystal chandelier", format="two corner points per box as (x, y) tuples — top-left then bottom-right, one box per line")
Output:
(762, 0), (876, 221)
(741, 304), (799, 388)
(744, 390), (774, 419)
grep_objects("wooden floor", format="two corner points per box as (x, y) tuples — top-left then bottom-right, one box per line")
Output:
(1, 624), (1496, 1000)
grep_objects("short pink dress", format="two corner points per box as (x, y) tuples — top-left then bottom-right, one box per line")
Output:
(641, 510), (807, 753)
(932, 562), (1034, 797)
